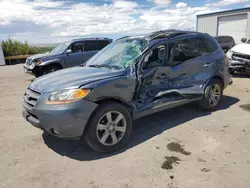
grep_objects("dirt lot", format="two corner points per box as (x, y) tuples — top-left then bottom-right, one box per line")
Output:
(0, 64), (250, 188)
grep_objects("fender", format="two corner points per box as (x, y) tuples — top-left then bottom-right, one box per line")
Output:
(202, 73), (224, 91)
(38, 59), (64, 67)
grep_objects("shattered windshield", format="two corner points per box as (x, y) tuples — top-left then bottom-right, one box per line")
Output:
(86, 38), (148, 69)
(50, 42), (70, 54)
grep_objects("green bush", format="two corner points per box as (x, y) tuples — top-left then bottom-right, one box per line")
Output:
(1, 39), (54, 57)
(28, 46), (53, 55)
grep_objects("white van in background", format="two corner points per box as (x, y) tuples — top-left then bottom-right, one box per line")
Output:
(226, 38), (250, 75)
(0, 44), (6, 66)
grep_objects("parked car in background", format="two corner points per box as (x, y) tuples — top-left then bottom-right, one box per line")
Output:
(215, 36), (236, 53)
(226, 37), (250, 75)
(22, 30), (231, 153)
(23, 38), (112, 77)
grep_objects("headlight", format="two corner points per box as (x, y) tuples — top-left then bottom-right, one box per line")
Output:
(46, 89), (91, 104)
(29, 59), (42, 69)
(29, 62), (36, 69)
(226, 50), (233, 60)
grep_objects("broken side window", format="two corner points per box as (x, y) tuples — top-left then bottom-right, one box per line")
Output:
(171, 38), (198, 66)
(142, 45), (166, 69)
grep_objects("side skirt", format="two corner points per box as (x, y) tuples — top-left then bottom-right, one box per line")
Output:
(133, 97), (201, 119)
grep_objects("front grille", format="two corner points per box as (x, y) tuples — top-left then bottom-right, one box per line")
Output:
(24, 88), (41, 109)
(232, 52), (250, 63)
(26, 110), (39, 120)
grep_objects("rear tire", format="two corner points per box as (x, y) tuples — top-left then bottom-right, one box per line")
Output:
(84, 102), (132, 153)
(199, 79), (223, 111)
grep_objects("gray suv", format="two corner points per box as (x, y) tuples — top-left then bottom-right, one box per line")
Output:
(24, 38), (112, 77)
(215, 36), (235, 53)
(22, 30), (231, 153)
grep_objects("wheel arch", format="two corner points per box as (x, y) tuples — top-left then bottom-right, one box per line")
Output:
(83, 97), (134, 133)
(42, 62), (63, 69)
(95, 97), (134, 116)
(204, 75), (224, 91)
(212, 75), (224, 89)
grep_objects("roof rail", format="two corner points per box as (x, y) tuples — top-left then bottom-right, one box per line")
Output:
(115, 36), (130, 41)
(146, 30), (197, 40)
(72, 37), (111, 41)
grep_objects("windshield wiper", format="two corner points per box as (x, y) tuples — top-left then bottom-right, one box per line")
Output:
(88, 64), (122, 70)
(88, 64), (101, 68)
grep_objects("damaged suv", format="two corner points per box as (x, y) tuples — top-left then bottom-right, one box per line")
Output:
(22, 30), (231, 153)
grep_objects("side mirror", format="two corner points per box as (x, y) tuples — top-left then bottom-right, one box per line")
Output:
(241, 38), (247, 43)
(66, 49), (72, 54)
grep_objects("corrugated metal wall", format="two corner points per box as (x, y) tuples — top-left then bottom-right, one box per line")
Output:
(197, 8), (250, 39)
(197, 16), (218, 36)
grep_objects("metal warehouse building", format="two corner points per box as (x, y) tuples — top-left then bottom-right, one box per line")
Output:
(197, 7), (250, 44)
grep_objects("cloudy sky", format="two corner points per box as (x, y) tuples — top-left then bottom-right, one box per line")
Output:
(0, 0), (249, 44)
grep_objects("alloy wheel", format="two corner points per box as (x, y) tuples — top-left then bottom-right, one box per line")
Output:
(96, 111), (126, 146)
(209, 84), (221, 106)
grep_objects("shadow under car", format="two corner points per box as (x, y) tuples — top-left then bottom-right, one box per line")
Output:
(42, 95), (239, 161)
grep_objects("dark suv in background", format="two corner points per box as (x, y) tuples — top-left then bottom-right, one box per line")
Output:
(22, 30), (231, 153)
(215, 36), (236, 53)
(24, 38), (112, 77)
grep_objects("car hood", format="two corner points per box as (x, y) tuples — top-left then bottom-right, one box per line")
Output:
(27, 53), (60, 61)
(30, 67), (125, 93)
(231, 44), (250, 55)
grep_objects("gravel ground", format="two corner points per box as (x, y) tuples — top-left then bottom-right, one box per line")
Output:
(0, 64), (250, 188)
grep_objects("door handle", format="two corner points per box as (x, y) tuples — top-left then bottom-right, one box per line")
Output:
(178, 73), (186, 77)
(204, 62), (214, 67)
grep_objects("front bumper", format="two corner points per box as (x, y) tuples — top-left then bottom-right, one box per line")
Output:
(23, 64), (34, 75)
(22, 92), (98, 139)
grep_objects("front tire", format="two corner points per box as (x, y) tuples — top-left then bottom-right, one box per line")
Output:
(32, 67), (42, 77)
(199, 79), (223, 111)
(84, 102), (132, 153)
(32, 65), (62, 77)
(42, 64), (61, 75)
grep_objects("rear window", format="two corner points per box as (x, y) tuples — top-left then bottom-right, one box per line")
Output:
(171, 37), (209, 66)
(99, 40), (110, 50)
(172, 38), (198, 65)
(198, 39), (209, 56)
(84, 41), (99, 52)
(203, 35), (219, 53)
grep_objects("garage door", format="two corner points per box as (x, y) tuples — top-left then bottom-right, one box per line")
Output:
(218, 14), (247, 44)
